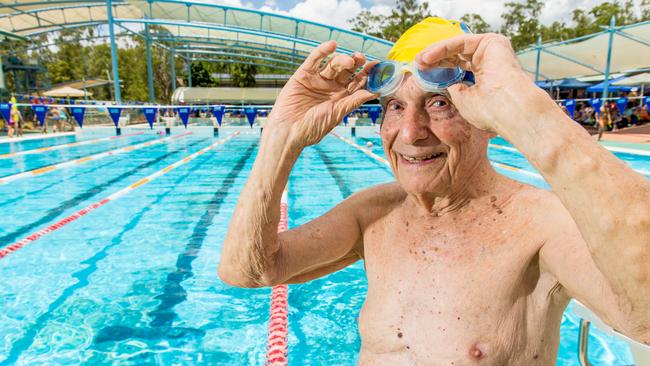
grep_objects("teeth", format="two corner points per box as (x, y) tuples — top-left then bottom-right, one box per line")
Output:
(402, 152), (443, 163)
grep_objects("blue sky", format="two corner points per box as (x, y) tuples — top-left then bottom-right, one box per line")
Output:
(206, 0), (645, 31)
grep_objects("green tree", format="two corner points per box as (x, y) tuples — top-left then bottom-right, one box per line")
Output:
(187, 61), (215, 87)
(348, 0), (431, 42)
(499, 0), (544, 50)
(349, 10), (386, 38)
(230, 63), (257, 87)
(460, 14), (492, 33)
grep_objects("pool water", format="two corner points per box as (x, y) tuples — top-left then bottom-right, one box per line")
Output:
(0, 126), (647, 365)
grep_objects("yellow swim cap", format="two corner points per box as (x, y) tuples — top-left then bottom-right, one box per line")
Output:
(387, 17), (466, 63)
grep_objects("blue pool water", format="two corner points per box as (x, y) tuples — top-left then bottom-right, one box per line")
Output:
(0, 126), (647, 365)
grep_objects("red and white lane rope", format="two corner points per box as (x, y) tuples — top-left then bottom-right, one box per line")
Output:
(267, 190), (289, 366)
(0, 132), (192, 185)
(332, 131), (543, 179)
(0, 132), (239, 260)
(0, 131), (145, 159)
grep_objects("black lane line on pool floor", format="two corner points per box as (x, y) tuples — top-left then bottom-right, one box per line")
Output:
(284, 146), (356, 355)
(0, 135), (157, 177)
(314, 146), (353, 198)
(0, 148), (210, 366)
(94, 141), (258, 344)
(0, 138), (207, 246)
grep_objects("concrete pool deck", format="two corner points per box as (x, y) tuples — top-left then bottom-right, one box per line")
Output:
(599, 124), (650, 152)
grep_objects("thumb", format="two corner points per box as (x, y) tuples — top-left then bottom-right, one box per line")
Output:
(332, 89), (378, 123)
(446, 83), (472, 110)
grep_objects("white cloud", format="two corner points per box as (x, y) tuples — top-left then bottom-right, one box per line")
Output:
(289, 0), (364, 28)
(259, 0), (393, 30)
(195, 0), (244, 6)
(423, 0), (609, 30)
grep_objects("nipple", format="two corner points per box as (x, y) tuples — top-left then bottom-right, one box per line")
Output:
(469, 343), (487, 360)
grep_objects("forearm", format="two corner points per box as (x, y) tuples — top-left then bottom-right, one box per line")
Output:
(219, 126), (302, 287)
(498, 87), (650, 317)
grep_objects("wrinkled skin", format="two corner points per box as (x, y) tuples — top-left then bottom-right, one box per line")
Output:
(220, 35), (650, 365)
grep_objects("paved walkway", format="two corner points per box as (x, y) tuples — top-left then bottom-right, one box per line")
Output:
(0, 131), (76, 144)
(597, 124), (650, 153)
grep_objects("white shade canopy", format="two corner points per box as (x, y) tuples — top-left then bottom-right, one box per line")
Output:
(612, 72), (650, 86)
(517, 21), (650, 80)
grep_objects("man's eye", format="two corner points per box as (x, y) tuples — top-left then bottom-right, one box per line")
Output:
(428, 99), (447, 108)
(387, 102), (402, 111)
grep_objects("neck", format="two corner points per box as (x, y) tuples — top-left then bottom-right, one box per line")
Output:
(408, 156), (498, 216)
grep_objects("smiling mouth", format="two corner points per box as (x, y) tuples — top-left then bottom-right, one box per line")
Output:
(399, 152), (446, 165)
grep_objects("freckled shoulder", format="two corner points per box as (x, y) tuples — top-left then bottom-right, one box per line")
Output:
(347, 182), (407, 227)
(511, 184), (574, 225)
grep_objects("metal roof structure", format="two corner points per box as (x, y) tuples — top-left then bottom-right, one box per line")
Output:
(517, 18), (650, 99)
(0, 0), (394, 102)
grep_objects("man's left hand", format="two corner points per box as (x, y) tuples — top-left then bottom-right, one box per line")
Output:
(415, 33), (556, 133)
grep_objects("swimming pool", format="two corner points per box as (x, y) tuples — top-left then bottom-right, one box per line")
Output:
(0, 126), (647, 365)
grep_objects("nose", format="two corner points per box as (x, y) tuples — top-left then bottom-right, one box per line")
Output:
(399, 105), (432, 145)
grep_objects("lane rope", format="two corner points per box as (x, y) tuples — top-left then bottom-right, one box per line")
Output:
(332, 132), (391, 168)
(0, 132), (192, 185)
(0, 132), (240, 260)
(0, 131), (145, 158)
(489, 143), (649, 176)
(331, 132), (544, 179)
(266, 189), (289, 366)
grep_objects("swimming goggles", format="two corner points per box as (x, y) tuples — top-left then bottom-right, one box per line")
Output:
(366, 61), (475, 97)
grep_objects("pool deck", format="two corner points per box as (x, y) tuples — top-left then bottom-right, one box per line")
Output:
(599, 125), (650, 152)
(0, 131), (76, 144)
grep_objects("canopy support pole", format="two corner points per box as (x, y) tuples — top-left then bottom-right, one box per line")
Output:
(145, 23), (154, 103)
(535, 34), (541, 82)
(602, 16), (616, 100)
(170, 47), (176, 92)
(187, 56), (192, 87)
(107, 0), (121, 103)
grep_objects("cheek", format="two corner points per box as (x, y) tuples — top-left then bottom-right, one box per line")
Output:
(428, 107), (472, 143)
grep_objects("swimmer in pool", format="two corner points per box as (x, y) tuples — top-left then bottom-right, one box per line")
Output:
(220, 17), (650, 364)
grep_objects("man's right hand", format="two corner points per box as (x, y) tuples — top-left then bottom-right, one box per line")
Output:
(267, 40), (378, 147)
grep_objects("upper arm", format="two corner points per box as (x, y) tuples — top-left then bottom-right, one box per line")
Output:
(539, 195), (636, 336)
(272, 183), (402, 284)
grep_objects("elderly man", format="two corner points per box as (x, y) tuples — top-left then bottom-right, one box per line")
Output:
(219, 17), (649, 364)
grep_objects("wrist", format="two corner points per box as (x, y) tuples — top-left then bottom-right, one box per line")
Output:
(261, 123), (304, 155)
(493, 82), (563, 136)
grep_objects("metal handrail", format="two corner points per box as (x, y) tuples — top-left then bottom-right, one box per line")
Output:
(578, 319), (592, 366)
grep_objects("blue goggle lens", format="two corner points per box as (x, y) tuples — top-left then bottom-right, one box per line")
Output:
(368, 62), (396, 93)
(416, 67), (463, 86)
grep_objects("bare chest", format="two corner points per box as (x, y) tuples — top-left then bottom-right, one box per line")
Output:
(358, 213), (565, 365)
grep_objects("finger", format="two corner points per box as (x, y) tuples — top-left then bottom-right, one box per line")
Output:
(332, 89), (378, 125)
(347, 60), (379, 91)
(320, 54), (356, 83)
(415, 33), (492, 68)
(351, 52), (366, 71)
(300, 40), (337, 72)
(446, 83), (481, 128)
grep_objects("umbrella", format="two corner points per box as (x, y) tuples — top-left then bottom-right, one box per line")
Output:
(42, 86), (93, 98)
(536, 78), (592, 89)
(587, 76), (633, 93)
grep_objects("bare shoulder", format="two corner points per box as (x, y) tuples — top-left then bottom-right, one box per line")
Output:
(511, 184), (573, 225)
(345, 182), (406, 225)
